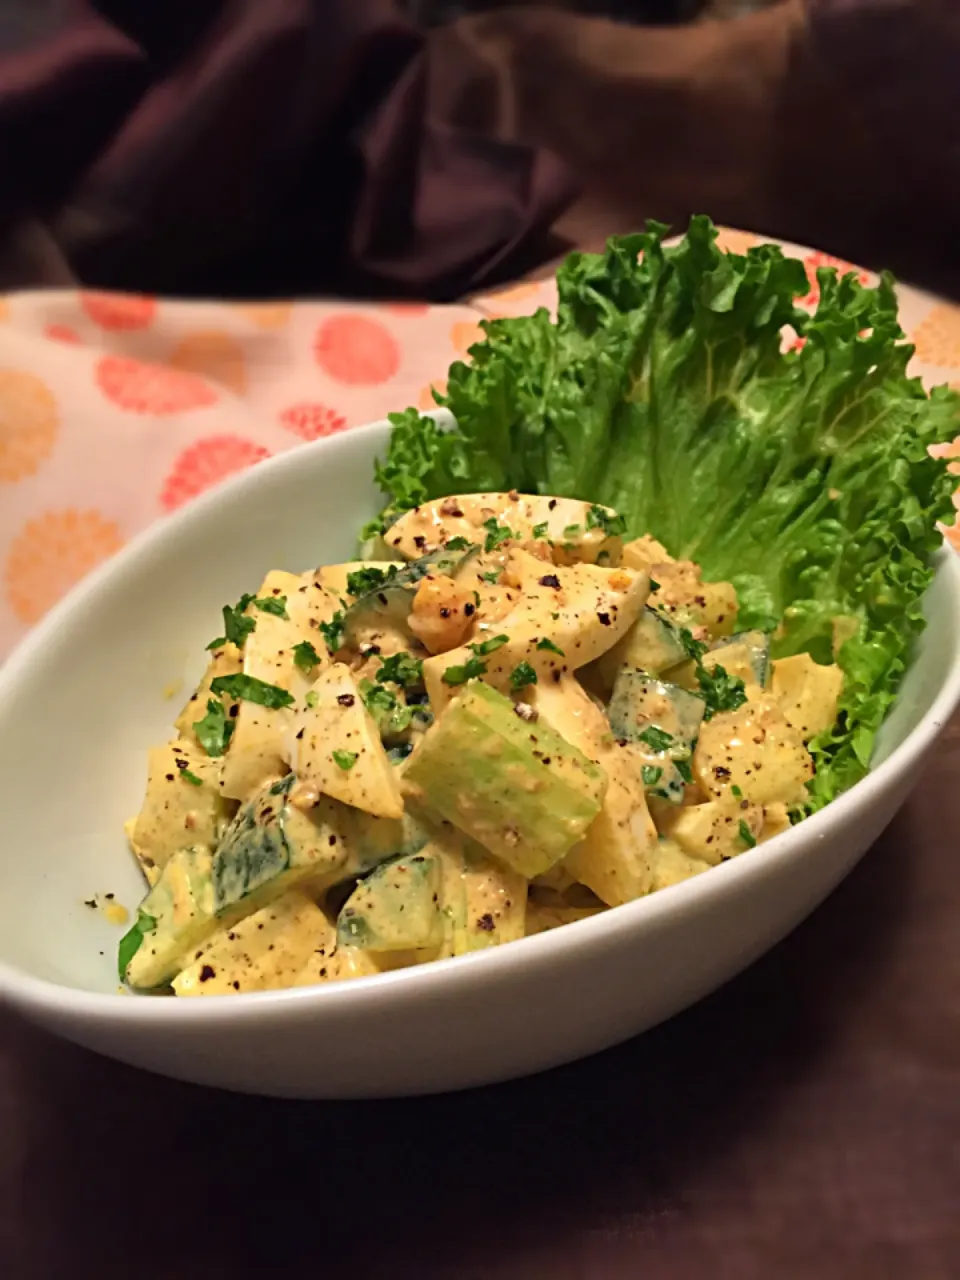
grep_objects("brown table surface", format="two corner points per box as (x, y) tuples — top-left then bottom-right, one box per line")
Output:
(3, 709), (959, 1279)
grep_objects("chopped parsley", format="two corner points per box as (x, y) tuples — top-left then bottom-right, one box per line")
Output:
(649, 577), (660, 592)
(483, 518), (511, 552)
(359, 678), (414, 736)
(731, 784), (743, 799)
(346, 565), (398, 597)
(319, 609), (345, 654)
(293, 640), (322, 672)
(445, 536), (471, 551)
(469, 633), (509, 656)
(254, 594), (288, 618)
(641, 765), (663, 786)
(586, 504), (627, 536)
(210, 673), (294, 709)
(480, 570), (502, 584)
(509, 661), (537, 690)
(207, 592), (256, 650)
(678, 626), (707, 663)
(697, 662), (748, 720)
(562, 523), (581, 538)
(739, 819), (757, 849)
(442, 656), (487, 685)
(536, 637), (564, 655)
(376, 651), (424, 688)
(192, 698), (235, 757)
(532, 521), (549, 539)
(675, 757), (693, 784)
(637, 725), (674, 753)
(180, 768), (203, 787)
(117, 909), (156, 980)
(304, 690), (319, 709)
(333, 749), (358, 771)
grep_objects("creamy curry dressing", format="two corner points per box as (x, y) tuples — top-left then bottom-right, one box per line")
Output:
(119, 492), (845, 995)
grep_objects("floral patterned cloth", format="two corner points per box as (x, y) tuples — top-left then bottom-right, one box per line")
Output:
(1, 230), (958, 662)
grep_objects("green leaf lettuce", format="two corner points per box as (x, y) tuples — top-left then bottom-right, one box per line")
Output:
(370, 217), (960, 810)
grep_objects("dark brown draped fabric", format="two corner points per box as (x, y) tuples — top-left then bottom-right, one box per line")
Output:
(0, 1), (573, 299)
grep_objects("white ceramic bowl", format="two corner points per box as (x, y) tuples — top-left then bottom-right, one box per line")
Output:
(2, 419), (959, 1099)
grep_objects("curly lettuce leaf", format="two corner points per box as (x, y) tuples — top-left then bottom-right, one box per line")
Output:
(370, 217), (960, 810)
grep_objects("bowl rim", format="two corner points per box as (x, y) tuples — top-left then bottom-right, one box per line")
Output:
(2, 419), (960, 1027)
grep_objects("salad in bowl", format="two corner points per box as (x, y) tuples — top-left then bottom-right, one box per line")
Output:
(119, 217), (960, 998)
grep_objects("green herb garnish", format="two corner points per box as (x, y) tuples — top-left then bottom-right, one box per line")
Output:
(637, 726), (674, 753)
(483, 518), (511, 552)
(731, 784), (743, 799)
(333, 749), (358, 771)
(293, 640), (322, 672)
(509, 661), (537, 690)
(192, 698), (235, 757)
(697, 662), (748, 720)
(319, 610), (345, 654)
(678, 627), (707, 663)
(442, 656), (487, 685)
(469, 633), (509, 656)
(641, 765), (663, 786)
(480, 570), (501, 584)
(346, 565), (398, 597)
(254, 594), (288, 618)
(445, 536), (471, 551)
(376, 651), (424, 688)
(117, 909), (156, 981)
(532, 521), (549, 539)
(739, 819), (757, 849)
(305, 690), (319, 709)
(586, 504), (627, 536)
(536, 637), (564, 655)
(207, 592), (256, 650)
(180, 769), (203, 787)
(360, 678), (414, 737)
(562, 523), (581, 538)
(675, 757), (693, 784)
(210, 674), (294, 709)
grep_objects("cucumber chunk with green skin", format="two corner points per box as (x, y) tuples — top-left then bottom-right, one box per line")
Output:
(402, 680), (607, 878)
(708, 630), (771, 687)
(454, 842), (527, 953)
(337, 852), (443, 951)
(124, 777), (350, 988)
(342, 545), (478, 647)
(593, 606), (686, 691)
(338, 807), (431, 877)
(608, 672), (705, 804)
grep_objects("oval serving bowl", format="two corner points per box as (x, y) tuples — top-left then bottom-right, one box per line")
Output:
(1, 417), (959, 1099)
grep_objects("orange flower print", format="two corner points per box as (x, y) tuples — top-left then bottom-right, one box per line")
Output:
(417, 380), (447, 411)
(81, 291), (156, 330)
(277, 403), (347, 441)
(910, 305), (960, 368)
(4, 509), (124, 624)
(797, 252), (871, 310)
(169, 331), (247, 396)
(96, 354), (218, 414)
(314, 315), (400, 385)
(160, 435), (270, 511)
(233, 302), (293, 330)
(477, 281), (542, 318)
(450, 321), (484, 359)
(0, 369), (59, 483)
(714, 228), (759, 255)
(44, 324), (81, 344)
